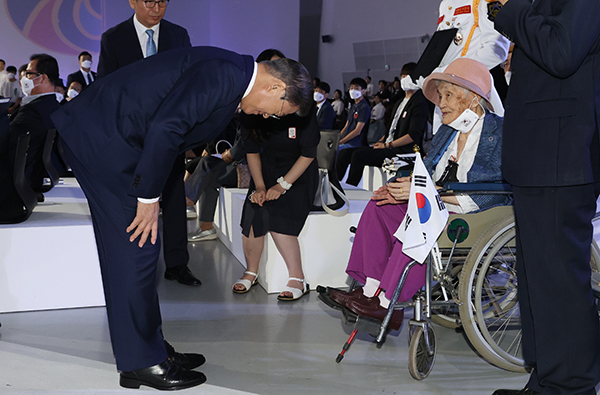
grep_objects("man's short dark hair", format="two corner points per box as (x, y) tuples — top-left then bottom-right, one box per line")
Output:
(317, 81), (330, 94)
(78, 51), (92, 61)
(30, 54), (59, 86)
(0, 59), (5, 65)
(350, 77), (367, 90)
(401, 62), (417, 76)
(256, 49), (286, 62)
(262, 58), (313, 117)
(6, 66), (17, 73)
(18, 64), (27, 76)
(379, 80), (387, 85)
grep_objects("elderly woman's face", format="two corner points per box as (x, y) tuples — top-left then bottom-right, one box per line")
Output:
(437, 81), (477, 125)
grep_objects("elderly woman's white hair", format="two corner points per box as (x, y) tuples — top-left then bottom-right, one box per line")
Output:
(422, 58), (494, 112)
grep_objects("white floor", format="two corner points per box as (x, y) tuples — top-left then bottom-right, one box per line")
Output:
(1, 201), (598, 394)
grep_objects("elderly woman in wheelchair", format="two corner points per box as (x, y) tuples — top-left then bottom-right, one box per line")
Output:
(323, 58), (511, 330)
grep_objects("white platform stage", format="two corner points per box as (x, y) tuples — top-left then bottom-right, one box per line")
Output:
(0, 179), (105, 313)
(213, 186), (374, 294)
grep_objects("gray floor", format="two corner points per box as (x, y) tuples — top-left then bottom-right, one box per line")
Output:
(0, 224), (565, 394)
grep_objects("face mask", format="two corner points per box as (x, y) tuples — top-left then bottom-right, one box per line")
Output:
(7, 73), (15, 80)
(349, 89), (362, 100)
(67, 89), (79, 99)
(81, 60), (92, 69)
(20, 75), (40, 96)
(55, 92), (64, 102)
(313, 91), (325, 103)
(504, 71), (511, 86)
(448, 108), (482, 133)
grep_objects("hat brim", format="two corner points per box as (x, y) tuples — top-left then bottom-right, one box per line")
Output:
(422, 72), (494, 112)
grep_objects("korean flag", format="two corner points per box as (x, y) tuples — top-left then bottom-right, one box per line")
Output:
(394, 153), (449, 263)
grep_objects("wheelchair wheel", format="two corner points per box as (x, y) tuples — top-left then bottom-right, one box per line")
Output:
(458, 216), (526, 372)
(408, 324), (436, 380)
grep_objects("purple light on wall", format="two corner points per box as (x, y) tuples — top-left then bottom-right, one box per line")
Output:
(5, 0), (102, 55)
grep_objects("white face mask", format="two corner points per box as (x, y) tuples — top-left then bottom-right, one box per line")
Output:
(55, 92), (64, 102)
(313, 91), (325, 103)
(448, 107), (483, 133)
(20, 75), (40, 96)
(7, 73), (15, 80)
(67, 89), (79, 99)
(81, 60), (92, 69)
(349, 89), (362, 100)
(504, 71), (512, 86)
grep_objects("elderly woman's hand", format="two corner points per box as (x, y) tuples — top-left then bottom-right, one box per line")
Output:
(371, 177), (411, 206)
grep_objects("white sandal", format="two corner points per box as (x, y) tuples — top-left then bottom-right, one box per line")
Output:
(232, 271), (258, 294)
(277, 277), (310, 301)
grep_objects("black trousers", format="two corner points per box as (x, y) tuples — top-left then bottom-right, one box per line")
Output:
(512, 184), (600, 394)
(161, 154), (189, 269)
(336, 146), (412, 186)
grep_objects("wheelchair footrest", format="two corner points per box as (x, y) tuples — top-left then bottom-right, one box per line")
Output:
(341, 308), (386, 338)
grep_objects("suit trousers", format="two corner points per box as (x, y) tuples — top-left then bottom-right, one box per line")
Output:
(161, 154), (189, 269)
(63, 143), (167, 372)
(512, 185), (600, 394)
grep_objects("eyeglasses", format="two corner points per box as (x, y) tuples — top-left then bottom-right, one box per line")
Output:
(142, 0), (169, 8)
(269, 96), (286, 120)
(24, 71), (41, 78)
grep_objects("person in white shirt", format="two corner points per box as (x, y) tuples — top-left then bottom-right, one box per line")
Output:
(0, 65), (23, 113)
(365, 76), (374, 100)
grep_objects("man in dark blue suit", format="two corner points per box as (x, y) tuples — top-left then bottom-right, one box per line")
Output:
(97, 0), (200, 287)
(492, 1), (600, 394)
(51, 46), (312, 390)
(66, 51), (97, 91)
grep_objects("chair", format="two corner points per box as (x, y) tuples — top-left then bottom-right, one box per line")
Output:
(3, 132), (38, 224)
(39, 128), (60, 193)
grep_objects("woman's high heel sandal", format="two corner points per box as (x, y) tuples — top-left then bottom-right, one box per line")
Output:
(232, 271), (258, 294)
(277, 277), (310, 301)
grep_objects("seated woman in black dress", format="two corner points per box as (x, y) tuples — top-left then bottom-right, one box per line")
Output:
(232, 109), (320, 301)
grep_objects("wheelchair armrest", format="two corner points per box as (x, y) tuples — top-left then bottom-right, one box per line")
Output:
(441, 182), (512, 194)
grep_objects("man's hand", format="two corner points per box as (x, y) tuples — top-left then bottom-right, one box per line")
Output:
(373, 142), (386, 149)
(126, 201), (160, 248)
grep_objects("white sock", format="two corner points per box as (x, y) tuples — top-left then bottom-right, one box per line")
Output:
(363, 277), (380, 297)
(378, 292), (390, 309)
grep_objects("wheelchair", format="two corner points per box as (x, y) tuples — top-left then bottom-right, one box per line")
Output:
(318, 182), (600, 380)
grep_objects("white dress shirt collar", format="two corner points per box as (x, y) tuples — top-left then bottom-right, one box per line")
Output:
(133, 14), (160, 58)
(242, 62), (258, 99)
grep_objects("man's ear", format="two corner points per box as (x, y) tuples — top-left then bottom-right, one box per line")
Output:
(267, 80), (286, 96)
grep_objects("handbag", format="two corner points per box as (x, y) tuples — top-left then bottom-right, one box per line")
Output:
(312, 129), (349, 216)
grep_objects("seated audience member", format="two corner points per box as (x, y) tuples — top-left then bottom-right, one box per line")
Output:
(338, 77), (370, 151)
(365, 76), (374, 100)
(315, 81), (335, 130)
(324, 58), (510, 329)
(66, 51), (96, 91)
(376, 79), (390, 101)
(66, 81), (82, 102)
(337, 62), (429, 186)
(0, 54), (60, 222)
(367, 93), (386, 144)
(332, 89), (344, 117)
(54, 80), (66, 104)
(0, 66), (23, 114)
(389, 78), (404, 105)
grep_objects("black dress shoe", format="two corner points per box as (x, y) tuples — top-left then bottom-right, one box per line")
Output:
(164, 340), (206, 370)
(165, 265), (202, 286)
(492, 388), (539, 395)
(119, 360), (206, 390)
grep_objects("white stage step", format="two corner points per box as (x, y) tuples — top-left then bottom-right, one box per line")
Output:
(0, 179), (105, 313)
(214, 187), (373, 293)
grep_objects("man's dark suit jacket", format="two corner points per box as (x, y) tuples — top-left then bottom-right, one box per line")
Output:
(0, 94), (59, 221)
(52, 47), (254, 200)
(496, 0), (600, 187)
(317, 100), (335, 130)
(97, 17), (191, 78)
(66, 70), (97, 90)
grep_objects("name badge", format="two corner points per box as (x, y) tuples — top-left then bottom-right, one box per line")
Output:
(454, 5), (471, 15)
(288, 127), (297, 139)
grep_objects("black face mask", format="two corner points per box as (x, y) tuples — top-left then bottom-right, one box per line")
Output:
(436, 159), (459, 187)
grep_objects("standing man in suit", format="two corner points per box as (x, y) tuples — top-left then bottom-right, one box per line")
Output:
(51, 47), (313, 390)
(314, 81), (335, 130)
(98, 0), (200, 287)
(492, 1), (600, 394)
(66, 51), (96, 91)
